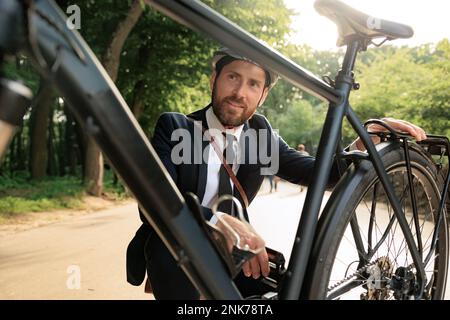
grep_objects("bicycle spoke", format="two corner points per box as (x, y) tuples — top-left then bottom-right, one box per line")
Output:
(321, 156), (448, 300)
(367, 182), (379, 252)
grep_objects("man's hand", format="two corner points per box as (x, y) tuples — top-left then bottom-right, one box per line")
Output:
(215, 214), (269, 279)
(355, 117), (427, 151)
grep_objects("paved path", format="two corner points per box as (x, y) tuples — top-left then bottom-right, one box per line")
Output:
(0, 202), (149, 299)
(0, 180), (448, 299)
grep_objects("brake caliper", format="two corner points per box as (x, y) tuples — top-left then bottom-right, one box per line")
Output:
(390, 266), (416, 300)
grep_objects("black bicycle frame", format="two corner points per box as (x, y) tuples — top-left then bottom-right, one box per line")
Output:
(145, 0), (431, 299)
(1, 0), (447, 299)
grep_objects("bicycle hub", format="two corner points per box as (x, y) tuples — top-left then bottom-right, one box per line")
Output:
(390, 266), (416, 299)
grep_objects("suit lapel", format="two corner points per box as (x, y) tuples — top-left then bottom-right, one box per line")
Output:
(188, 105), (211, 203)
(187, 106), (257, 220)
(235, 120), (253, 219)
(236, 119), (253, 181)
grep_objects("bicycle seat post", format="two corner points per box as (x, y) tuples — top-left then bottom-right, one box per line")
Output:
(334, 38), (363, 98)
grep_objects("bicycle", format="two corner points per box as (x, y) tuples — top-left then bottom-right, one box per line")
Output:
(0, 0), (449, 300)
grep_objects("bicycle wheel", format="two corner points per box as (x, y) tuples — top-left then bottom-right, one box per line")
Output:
(307, 144), (449, 300)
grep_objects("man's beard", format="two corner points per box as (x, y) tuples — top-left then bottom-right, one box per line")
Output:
(211, 93), (249, 127)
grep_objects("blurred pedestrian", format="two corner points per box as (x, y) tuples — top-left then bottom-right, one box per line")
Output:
(297, 144), (310, 192)
(297, 144), (309, 156)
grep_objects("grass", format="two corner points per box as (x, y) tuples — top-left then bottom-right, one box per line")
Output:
(0, 171), (129, 217)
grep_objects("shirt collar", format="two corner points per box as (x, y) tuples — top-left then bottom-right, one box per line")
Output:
(206, 106), (244, 141)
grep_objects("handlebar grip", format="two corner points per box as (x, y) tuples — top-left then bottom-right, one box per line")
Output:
(0, 0), (25, 53)
(0, 77), (32, 163)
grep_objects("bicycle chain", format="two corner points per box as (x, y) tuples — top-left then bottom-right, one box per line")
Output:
(327, 259), (380, 293)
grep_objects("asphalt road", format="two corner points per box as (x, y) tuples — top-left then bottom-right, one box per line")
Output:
(0, 180), (448, 299)
(0, 202), (149, 300)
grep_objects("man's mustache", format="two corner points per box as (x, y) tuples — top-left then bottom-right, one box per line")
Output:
(223, 96), (246, 108)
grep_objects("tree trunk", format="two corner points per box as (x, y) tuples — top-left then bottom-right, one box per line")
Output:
(29, 84), (54, 180)
(64, 108), (78, 176)
(83, 0), (144, 196)
(8, 135), (16, 176)
(74, 118), (86, 179)
(102, 0), (144, 83)
(47, 106), (58, 176)
(131, 80), (146, 121)
(15, 129), (25, 172)
(84, 137), (103, 196)
(57, 120), (67, 176)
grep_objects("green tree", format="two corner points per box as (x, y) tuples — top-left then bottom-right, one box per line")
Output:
(29, 82), (55, 180)
(77, 0), (144, 196)
(275, 99), (326, 153)
(71, 0), (297, 195)
(349, 41), (450, 141)
(113, 0), (295, 135)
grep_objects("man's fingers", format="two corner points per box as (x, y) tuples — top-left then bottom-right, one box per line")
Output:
(242, 261), (251, 277)
(411, 124), (427, 141)
(245, 236), (260, 279)
(372, 118), (427, 141)
(368, 124), (388, 133)
(397, 121), (427, 141)
(403, 124), (418, 138)
(242, 235), (257, 278)
(257, 248), (270, 278)
(219, 215), (269, 279)
(249, 256), (260, 279)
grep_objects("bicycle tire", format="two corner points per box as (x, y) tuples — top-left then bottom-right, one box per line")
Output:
(306, 143), (449, 300)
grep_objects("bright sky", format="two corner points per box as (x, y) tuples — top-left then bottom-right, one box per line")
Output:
(284, 0), (450, 51)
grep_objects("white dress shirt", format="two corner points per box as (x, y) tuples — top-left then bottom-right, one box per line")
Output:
(202, 107), (244, 224)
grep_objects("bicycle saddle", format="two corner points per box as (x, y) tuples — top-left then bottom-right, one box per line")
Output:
(314, 0), (414, 47)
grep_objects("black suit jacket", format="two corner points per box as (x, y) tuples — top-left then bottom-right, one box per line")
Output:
(126, 105), (342, 285)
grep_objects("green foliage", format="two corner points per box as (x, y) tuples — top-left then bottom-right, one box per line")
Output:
(205, 0), (294, 50)
(273, 99), (327, 153)
(260, 44), (344, 152)
(103, 170), (129, 199)
(73, 0), (295, 135)
(1, 55), (40, 94)
(0, 196), (83, 216)
(0, 171), (127, 215)
(348, 40), (450, 141)
(2, 0), (449, 204)
(0, 174), (84, 215)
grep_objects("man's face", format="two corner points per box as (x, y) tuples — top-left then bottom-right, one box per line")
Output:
(211, 60), (269, 127)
